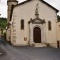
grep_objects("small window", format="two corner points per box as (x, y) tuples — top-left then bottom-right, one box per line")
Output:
(48, 21), (51, 30)
(21, 19), (24, 30)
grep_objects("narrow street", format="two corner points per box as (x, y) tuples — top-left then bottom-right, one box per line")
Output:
(0, 39), (60, 60)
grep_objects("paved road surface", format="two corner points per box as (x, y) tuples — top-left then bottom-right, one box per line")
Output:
(0, 40), (60, 60)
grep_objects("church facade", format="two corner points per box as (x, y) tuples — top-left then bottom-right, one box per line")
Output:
(7, 0), (60, 48)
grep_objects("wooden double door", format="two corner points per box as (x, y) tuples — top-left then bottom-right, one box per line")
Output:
(33, 27), (41, 43)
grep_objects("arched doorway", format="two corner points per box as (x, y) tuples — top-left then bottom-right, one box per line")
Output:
(33, 27), (41, 43)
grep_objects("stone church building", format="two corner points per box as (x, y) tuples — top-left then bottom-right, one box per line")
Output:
(6, 0), (60, 48)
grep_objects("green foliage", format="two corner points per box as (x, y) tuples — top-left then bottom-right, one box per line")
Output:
(4, 32), (6, 40)
(0, 17), (7, 29)
(57, 15), (60, 22)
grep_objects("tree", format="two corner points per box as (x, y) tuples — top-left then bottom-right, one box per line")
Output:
(57, 15), (60, 22)
(0, 17), (7, 29)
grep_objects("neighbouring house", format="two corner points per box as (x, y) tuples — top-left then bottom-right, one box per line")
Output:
(57, 22), (60, 48)
(6, 0), (60, 48)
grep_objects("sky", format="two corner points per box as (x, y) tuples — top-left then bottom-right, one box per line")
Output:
(0, 0), (60, 18)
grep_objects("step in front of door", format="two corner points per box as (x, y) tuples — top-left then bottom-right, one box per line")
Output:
(34, 43), (47, 47)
